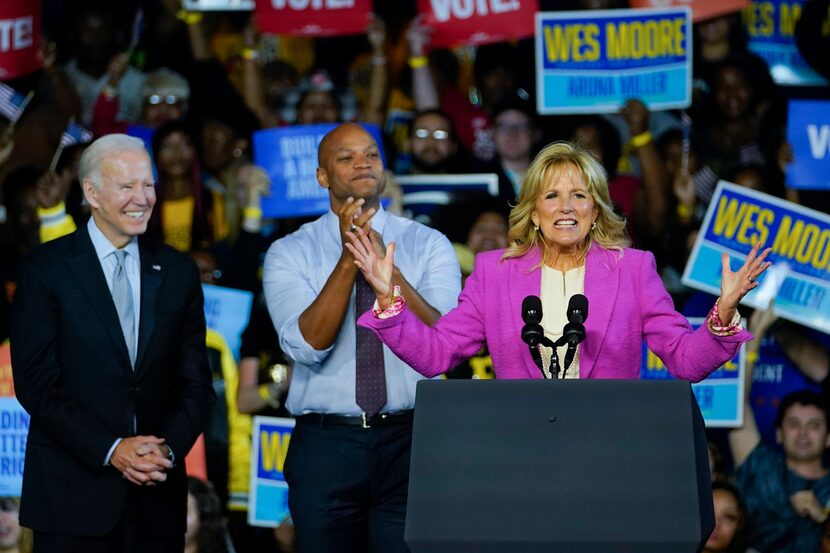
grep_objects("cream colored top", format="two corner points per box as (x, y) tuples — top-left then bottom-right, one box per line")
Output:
(539, 265), (586, 379)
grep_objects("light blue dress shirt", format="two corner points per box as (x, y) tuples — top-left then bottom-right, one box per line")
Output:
(263, 206), (461, 416)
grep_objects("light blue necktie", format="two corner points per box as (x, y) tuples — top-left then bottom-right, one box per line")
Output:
(112, 250), (136, 367)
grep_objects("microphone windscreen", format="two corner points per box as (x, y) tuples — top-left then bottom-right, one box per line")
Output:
(522, 295), (543, 325)
(567, 294), (588, 323)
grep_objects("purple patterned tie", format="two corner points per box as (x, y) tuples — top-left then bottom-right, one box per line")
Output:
(355, 273), (387, 416)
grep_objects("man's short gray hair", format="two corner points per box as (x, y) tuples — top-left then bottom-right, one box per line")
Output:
(78, 134), (148, 189)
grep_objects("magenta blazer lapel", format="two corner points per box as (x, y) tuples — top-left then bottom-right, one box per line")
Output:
(581, 244), (622, 378)
(506, 248), (544, 377)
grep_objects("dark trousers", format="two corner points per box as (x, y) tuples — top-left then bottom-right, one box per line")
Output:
(285, 417), (413, 553)
(32, 488), (184, 553)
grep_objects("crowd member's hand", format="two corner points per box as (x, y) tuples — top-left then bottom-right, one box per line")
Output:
(106, 53), (130, 89)
(0, 128), (14, 167)
(671, 171), (695, 215)
(790, 490), (828, 523)
(367, 16), (386, 56)
(274, 516), (295, 552)
(776, 141), (794, 174)
(718, 242), (772, 325)
(40, 39), (58, 74)
(748, 299), (778, 341)
(36, 169), (73, 209)
(620, 98), (649, 136)
(405, 14), (433, 57)
(110, 435), (173, 486)
(237, 164), (270, 208)
(345, 226), (395, 309)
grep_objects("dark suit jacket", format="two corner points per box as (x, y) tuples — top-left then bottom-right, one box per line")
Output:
(10, 224), (215, 537)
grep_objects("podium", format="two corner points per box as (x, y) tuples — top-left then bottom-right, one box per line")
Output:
(405, 379), (713, 553)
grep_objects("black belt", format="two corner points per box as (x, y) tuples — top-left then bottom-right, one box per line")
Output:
(298, 410), (414, 429)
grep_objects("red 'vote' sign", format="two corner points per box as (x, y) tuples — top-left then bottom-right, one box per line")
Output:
(0, 0), (41, 80)
(255, 0), (372, 37)
(418, 0), (537, 48)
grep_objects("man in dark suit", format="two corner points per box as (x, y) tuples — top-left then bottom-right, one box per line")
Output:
(10, 134), (215, 552)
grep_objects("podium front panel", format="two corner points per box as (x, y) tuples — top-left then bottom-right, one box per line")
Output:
(405, 379), (713, 553)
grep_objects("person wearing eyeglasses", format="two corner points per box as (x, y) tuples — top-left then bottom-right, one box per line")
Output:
(406, 109), (468, 175)
(92, 67), (191, 137)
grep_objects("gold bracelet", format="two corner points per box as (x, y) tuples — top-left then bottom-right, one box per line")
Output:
(630, 130), (653, 149)
(408, 55), (428, 69)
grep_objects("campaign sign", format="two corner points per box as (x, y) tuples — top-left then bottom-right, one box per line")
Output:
(786, 99), (830, 190)
(535, 8), (692, 115)
(255, 0), (372, 37)
(0, 342), (27, 496)
(249, 416), (294, 527)
(203, 284), (254, 361)
(253, 123), (385, 219)
(640, 319), (745, 427)
(745, 0), (827, 86)
(0, 0), (42, 79)
(630, 0), (748, 22)
(396, 173), (499, 226)
(182, 0), (254, 10)
(682, 181), (830, 334)
(417, 0), (536, 48)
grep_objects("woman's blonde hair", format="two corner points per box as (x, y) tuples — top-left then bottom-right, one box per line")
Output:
(502, 141), (630, 266)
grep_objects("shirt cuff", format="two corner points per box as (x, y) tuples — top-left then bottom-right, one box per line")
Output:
(707, 300), (743, 337)
(372, 285), (405, 319)
(104, 438), (122, 466)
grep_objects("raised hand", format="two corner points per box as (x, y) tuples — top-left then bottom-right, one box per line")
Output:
(719, 242), (773, 325)
(345, 226), (396, 309)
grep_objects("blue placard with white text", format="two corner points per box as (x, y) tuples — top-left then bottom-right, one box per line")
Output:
(396, 173), (499, 226)
(744, 0), (827, 86)
(682, 181), (830, 334)
(641, 318), (744, 427)
(202, 284), (254, 361)
(534, 8), (692, 114)
(786, 99), (830, 190)
(249, 416), (294, 527)
(253, 123), (386, 219)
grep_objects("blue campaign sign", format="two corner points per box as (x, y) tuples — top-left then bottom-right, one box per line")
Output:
(249, 416), (295, 527)
(0, 397), (28, 496)
(745, 0), (827, 86)
(202, 284), (254, 361)
(534, 7), (692, 114)
(253, 123), (386, 219)
(786, 99), (830, 189)
(396, 173), (499, 226)
(641, 318), (745, 427)
(683, 181), (830, 333)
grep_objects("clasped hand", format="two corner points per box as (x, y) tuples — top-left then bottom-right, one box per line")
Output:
(110, 435), (172, 486)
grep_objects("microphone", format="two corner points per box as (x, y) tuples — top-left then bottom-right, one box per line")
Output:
(521, 296), (547, 376)
(562, 294), (588, 372)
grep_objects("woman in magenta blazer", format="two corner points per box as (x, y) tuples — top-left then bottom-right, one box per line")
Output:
(348, 141), (771, 381)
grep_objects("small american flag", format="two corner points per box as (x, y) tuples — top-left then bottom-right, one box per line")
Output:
(0, 82), (27, 122)
(60, 122), (93, 147)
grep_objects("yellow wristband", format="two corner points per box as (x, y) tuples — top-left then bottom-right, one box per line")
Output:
(242, 48), (259, 61)
(37, 201), (66, 218)
(630, 130), (653, 149)
(676, 202), (695, 220)
(176, 10), (203, 25)
(258, 384), (272, 401)
(408, 55), (428, 69)
(746, 351), (759, 364)
(243, 206), (262, 219)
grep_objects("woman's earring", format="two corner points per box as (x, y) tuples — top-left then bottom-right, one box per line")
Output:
(591, 221), (597, 230)
(533, 224), (539, 232)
